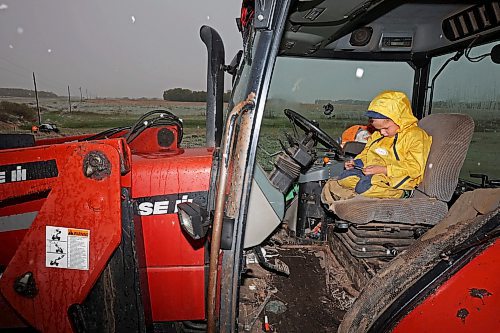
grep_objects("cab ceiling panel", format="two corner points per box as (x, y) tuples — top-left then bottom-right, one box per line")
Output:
(280, 1), (500, 58)
(328, 4), (467, 53)
(281, 0), (379, 56)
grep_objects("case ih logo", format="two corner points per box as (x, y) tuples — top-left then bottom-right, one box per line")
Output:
(0, 166), (26, 183)
(0, 160), (58, 184)
(134, 191), (208, 216)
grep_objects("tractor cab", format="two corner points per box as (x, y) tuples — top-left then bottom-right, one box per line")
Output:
(196, 1), (500, 332)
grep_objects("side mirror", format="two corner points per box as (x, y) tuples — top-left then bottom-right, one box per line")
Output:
(224, 50), (243, 77)
(491, 44), (500, 64)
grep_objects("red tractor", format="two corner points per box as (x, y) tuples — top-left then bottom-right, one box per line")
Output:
(1, 1), (499, 332)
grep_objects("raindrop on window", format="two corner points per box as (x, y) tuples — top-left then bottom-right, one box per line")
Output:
(0, 4), (8, 10)
(17, 27), (24, 34)
(131, 16), (136, 23)
(8, 44), (13, 49)
(356, 68), (364, 78)
(48, 49), (52, 53)
(207, 16), (210, 20)
(477, 162), (481, 166)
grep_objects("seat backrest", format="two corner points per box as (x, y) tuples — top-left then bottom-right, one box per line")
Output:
(416, 113), (474, 202)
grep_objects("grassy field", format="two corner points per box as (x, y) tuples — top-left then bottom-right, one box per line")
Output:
(1, 96), (499, 181)
(0, 97), (210, 145)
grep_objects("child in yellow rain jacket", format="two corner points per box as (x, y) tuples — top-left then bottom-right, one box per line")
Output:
(323, 91), (432, 200)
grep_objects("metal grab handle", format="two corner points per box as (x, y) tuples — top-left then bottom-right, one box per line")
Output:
(207, 92), (256, 333)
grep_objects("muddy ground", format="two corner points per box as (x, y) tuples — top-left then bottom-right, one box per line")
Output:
(239, 244), (356, 333)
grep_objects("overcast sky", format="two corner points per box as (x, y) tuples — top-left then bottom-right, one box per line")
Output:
(1, 1), (498, 102)
(0, 0), (242, 98)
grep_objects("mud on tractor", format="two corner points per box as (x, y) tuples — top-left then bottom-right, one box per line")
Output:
(1, 1), (499, 332)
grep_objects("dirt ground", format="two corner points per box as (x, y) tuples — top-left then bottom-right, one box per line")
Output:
(239, 244), (356, 333)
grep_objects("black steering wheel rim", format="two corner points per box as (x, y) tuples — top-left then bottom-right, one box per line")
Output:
(284, 109), (343, 154)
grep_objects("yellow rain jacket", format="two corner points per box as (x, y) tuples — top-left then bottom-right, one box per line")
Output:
(338, 91), (432, 198)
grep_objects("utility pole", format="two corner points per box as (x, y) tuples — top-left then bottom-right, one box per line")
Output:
(33, 72), (41, 124)
(86, 88), (89, 100)
(79, 87), (83, 102)
(68, 85), (72, 112)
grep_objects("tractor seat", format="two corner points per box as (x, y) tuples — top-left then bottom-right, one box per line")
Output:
(328, 113), (475, 226)
(325, 113), (475, 275)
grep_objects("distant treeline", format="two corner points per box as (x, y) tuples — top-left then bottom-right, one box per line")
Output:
(0, 88), (58, 98)
(315, 99), (369, 105)
(163, 88), (231, 102)
(315, 98), (500, 110)
(432, 100), (500, 110)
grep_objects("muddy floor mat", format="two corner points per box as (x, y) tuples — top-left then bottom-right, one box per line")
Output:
(239, 245), (355, 333)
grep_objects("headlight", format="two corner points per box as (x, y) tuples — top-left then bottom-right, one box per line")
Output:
(179, 209), (196, 238)
(177, 202), (209, 240)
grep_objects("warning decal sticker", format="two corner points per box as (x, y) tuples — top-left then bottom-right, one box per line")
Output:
(46, 226), (90, 270)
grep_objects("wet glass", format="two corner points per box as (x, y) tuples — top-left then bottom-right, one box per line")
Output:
(430, 42), (500, 182)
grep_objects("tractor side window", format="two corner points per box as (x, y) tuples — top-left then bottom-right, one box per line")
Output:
(429, 42), (500, 182)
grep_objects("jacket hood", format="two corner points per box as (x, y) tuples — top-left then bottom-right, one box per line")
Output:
(367, 91), (417, 130)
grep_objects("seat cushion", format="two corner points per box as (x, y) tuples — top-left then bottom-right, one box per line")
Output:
(330, 196), (448, 225)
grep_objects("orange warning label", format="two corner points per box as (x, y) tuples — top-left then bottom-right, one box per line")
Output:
(68, 229), (89, 237)
(46, 226), (90, 270)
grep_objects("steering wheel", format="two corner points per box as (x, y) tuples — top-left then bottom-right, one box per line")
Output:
(284, 109), (343, 154)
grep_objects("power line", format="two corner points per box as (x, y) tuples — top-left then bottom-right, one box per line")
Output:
(0, 63), (63, 93)
(0, 55), (74, 93)
(0, 55), (36, 74)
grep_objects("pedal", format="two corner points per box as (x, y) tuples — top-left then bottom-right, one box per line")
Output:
(254, 246), (290, 276)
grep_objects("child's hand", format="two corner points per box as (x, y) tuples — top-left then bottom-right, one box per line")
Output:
(363, 165), (387, 175)
(345, 159), (355, 170)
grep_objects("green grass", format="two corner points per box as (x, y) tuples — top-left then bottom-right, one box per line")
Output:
(461, 132), (500, 181)
(42, 110), (139, 129)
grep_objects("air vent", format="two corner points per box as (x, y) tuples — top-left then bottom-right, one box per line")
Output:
(442, 2), (500, 41)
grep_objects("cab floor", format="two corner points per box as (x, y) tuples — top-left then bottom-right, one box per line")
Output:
(239, 244), (356, 333)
